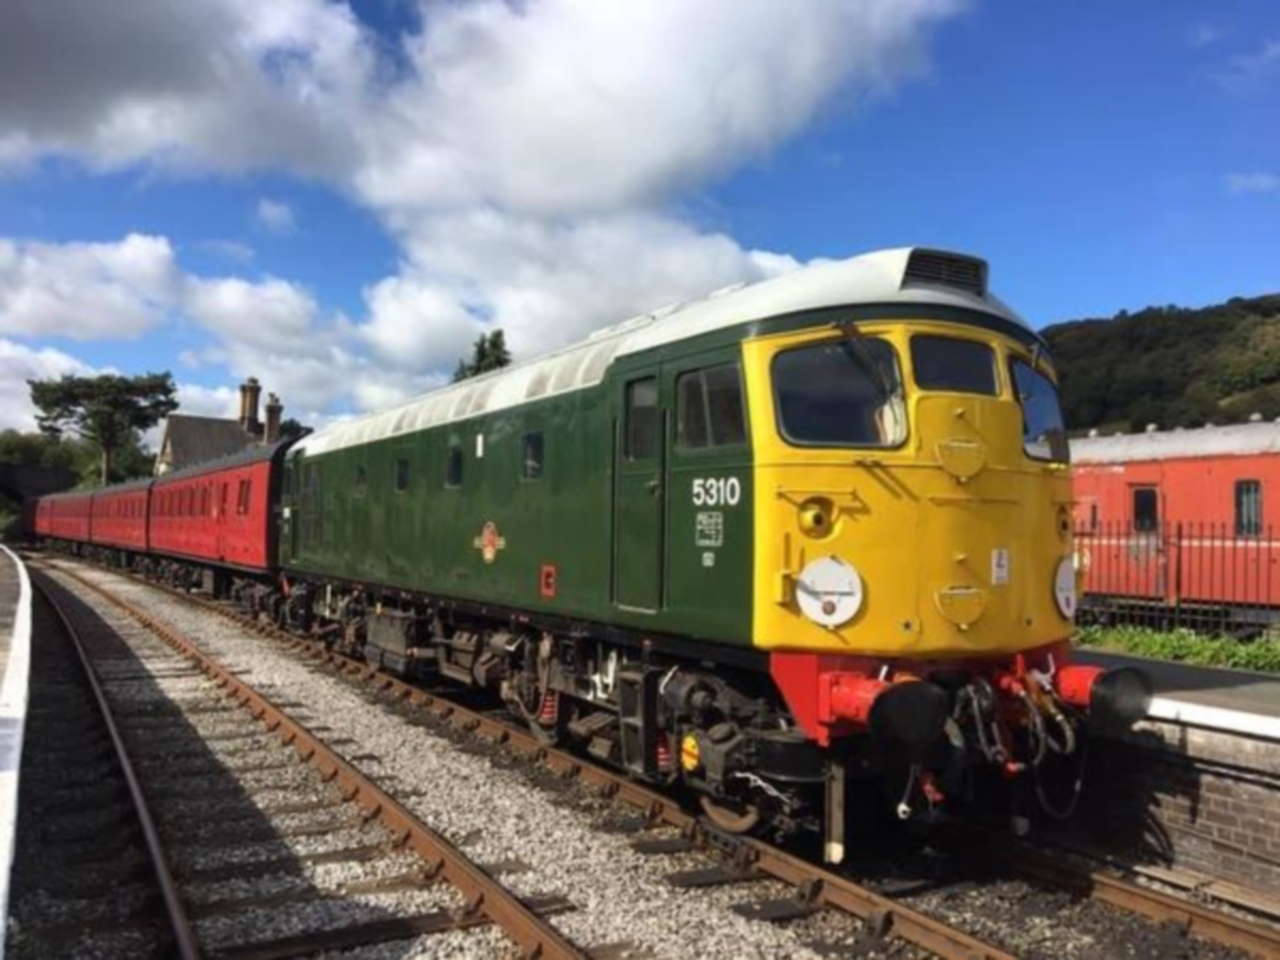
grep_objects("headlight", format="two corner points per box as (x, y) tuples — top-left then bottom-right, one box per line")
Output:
(1053, 556), (1076, 619)
(795, 556), (863, 628)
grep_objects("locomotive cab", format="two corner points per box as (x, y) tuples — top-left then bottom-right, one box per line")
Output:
(734, 296), (1148, 856)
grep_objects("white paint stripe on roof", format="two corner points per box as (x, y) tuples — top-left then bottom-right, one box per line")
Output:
(296, 247), (1027, 458)
(1071, 421), (1280, 464)
(0, 545), (32, 959)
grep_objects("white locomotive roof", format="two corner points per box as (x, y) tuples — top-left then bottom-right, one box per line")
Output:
(295, 247), (1028, 458)
(1071, 421), (1280, 464)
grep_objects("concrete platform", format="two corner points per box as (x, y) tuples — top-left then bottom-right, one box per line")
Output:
(1077, 647), (1280, 740)
(0, 545), (31, 959)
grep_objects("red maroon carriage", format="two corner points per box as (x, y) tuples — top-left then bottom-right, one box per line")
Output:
(149, 443), (286, 578)
(39, 489), (94, 545)
(1071, 422), (1280, 633)
(89, 478), (152, 554)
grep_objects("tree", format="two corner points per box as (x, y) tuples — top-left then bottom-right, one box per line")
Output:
(279, 418), (311, 442)
(28, 372), (178, 484)
(451, 329), (512, 382)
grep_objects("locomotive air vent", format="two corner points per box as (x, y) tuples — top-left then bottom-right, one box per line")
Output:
(902, 249), (987, 297)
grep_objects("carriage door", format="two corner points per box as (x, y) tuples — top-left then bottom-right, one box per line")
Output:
(217, 481), (229, 561)
(1130, 483), (1166, 597)
(613, 370), (665, 611)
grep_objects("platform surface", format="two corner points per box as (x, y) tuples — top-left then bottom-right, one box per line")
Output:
(0, 545), (32, 960)
(1077, 647), (1280, 738)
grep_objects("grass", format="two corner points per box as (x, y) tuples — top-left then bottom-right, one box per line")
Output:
(1078, 624), (1280, 673)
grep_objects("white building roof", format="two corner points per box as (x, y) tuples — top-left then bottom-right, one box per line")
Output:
(1071, 421), (1280, 464)
(295, 247), (1027, 458)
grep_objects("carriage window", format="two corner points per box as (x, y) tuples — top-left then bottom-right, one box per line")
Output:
(445, 447), (463, 488)
(1132, 487), (1158, 532)
(1090, 503), (1099, 532)
(1010, 358), (1069, 462)
(677, 364), (747, 449)
(1236, 480), (1262, 537)
(772, 337), (905, 446)
(625, 377), (659, 459)
(911, 335), (997, 395)
(522, 433), (544, 480)
(396, 458), (411, 491)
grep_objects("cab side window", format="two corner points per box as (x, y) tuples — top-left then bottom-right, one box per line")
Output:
(676, 363), (747, 449)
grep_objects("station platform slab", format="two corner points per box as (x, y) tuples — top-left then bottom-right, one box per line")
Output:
(0, 545), (31, 959)
(1076, 647), (1280, 740)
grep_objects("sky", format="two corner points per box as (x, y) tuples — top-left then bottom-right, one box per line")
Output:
(1, 0), (1277, 437)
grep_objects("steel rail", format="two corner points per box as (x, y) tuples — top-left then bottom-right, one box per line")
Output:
(41, 563), (589, 960)
(47, 563), (1019, 960)
(941, 829), (1280, 960)
(30, 571), (203, 960)
(52, 556), (1280, 959)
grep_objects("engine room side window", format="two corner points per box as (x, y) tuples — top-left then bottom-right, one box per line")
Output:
(772, 338), (905, 447)
(625, 377), (659, 460)
(396, 458), (411, 492)
(1010, 358), (1069, 463)
(445, 446), (463, 488)
(521, 433), (544, 480)
(676, 363), (747, 449)
(910, 335), (997, 395)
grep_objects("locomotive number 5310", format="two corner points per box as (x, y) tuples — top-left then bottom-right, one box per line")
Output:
(691, 476), (741, 507)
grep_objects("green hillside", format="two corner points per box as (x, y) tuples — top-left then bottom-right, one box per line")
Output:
(1041, 292), (1280, 432)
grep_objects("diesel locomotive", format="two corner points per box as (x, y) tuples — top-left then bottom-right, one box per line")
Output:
(33, 247), (1149, 862)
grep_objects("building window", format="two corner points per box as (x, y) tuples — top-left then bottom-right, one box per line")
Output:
(625, 377), (659, 459)
(1236, 479), (1262, 537)
(396, 458), (411, 492)
(1132, 487), (1158, 532)
(445, 447), (463, 488)
(521, 433), (544, 480)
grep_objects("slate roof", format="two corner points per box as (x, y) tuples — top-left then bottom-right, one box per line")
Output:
(158, 415), (257, 473)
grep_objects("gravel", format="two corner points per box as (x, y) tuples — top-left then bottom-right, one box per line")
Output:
(31, 567), (507, 960)
(49, 560), (1258, 960)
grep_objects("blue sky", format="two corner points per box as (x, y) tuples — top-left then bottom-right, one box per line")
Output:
(1, 1), (1276, 432)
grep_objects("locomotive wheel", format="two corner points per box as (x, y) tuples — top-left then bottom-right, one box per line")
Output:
(699, 795), (761, 833)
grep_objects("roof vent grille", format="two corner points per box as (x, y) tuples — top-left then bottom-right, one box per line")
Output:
(902, 249), (987, 297)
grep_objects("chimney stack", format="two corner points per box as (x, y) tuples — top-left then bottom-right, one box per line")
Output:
(265, 393), (283, 444)
(241, 377), (262, 436)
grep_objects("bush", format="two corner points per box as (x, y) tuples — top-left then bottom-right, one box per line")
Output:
(1077, 625), (1280, 672)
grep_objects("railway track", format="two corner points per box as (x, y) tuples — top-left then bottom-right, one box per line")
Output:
(38, 554), (1280, 960)
(17, 566), (588, 960)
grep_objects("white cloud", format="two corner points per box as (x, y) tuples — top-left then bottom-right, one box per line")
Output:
(0, 0), (371, 176)
(1225, 172), (1280, 195)
(1186, 24), (1224, 49)
(1, 1), (963, 417)
(1216, 38), (1280, 93)
(0, 338), (96, 431)
(0, 233), (178, 339)
(255, 198), (296, 233)
(198, 239), (255, 263)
